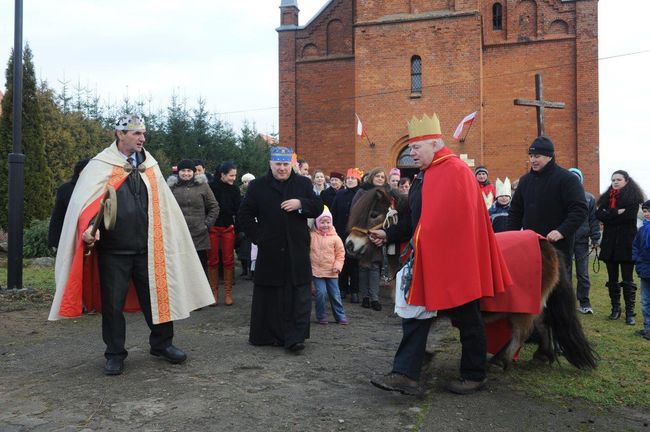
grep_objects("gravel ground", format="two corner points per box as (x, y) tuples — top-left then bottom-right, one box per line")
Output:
(0, 277), (647, 431)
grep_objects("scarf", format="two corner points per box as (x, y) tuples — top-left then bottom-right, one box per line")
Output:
(609, 188), (620, 209)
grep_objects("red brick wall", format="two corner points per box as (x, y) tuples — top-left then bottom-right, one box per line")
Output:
(354, 13), (483, 173)
(278, 0), (598, 188)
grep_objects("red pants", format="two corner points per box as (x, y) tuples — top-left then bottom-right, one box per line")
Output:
(208, 225), (235, 269)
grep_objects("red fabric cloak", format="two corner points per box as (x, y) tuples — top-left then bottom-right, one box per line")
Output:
(408, 147), (512, 311)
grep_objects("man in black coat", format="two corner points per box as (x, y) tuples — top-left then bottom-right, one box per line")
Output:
(238, 146), (323, 353)
(48, 158), (90, 248)
(507, 136), (588, 274)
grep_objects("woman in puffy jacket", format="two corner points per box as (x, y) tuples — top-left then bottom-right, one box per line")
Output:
(168, 159), (220, 275)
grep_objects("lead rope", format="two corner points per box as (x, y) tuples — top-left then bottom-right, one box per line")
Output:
(383, 207), (398, 229)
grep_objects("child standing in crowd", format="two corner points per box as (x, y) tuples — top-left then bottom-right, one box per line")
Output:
(632, 200), (650, 340)
(310, 207), (348, 325)
(475, 166), (496, 208)
(488, 177), (512, 233)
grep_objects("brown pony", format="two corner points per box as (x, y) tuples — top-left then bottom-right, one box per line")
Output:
(346, 187), (597, 370)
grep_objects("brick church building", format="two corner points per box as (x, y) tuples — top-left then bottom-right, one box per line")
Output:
(277, 0), (599, 193)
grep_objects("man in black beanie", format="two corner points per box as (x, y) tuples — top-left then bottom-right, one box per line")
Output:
(507, 136), (588, 275)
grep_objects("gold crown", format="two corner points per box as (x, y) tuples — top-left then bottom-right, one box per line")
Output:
(407, 113), (442, 142)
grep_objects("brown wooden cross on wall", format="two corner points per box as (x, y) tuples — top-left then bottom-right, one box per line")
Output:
(514, 73), (565, 136)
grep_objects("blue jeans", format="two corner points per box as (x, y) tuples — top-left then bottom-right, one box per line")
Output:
(359, 262), (381, 301)
(313, 277), (347, 322)
(641, 278), (650, 330)
(570, 240), (591, 308)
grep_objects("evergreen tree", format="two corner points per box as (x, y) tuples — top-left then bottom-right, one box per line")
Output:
(237, 122), (270, 178)
(0, 45), (53, 229)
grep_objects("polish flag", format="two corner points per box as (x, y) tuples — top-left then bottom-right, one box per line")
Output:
(355, 113), (366, 137)
(453, 111), (477, 141)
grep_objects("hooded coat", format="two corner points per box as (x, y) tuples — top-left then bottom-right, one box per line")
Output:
(167, 174), (220, 251)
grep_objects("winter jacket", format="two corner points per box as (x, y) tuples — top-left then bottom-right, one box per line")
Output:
(48, 180), (77, 248)
(310, 229), (345, 278)
(632, 224), (650, 278)
(488, 202), (510, 233)
(575, 192), (601, 245)
(596, 188), (641, 263)
(238, 169), (324, 287)
(168, 174), (220, 251)
(210, 179), (241, 228)
(320, 186), (340, 209)
(331, 185), (360, 239)
(507, 159), (588, 256)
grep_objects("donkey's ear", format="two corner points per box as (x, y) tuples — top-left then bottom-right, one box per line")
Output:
(374, 188), (385, 200)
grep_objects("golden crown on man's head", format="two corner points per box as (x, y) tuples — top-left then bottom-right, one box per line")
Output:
(407, 113), (442, 143)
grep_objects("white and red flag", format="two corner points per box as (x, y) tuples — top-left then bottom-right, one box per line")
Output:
(355, 113), (366, 137)
(453, 111), (477, 141)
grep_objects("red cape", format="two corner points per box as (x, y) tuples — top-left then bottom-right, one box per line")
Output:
(408, 147), (512, 311)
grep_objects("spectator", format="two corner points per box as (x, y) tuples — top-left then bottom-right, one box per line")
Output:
(488, 177), (512, 233)
(321, 171), (344, 208)
(313, 169), (327, 196)
(331, 168), (362, 303)
(48, 158), (90, 249)
(632, 200), (650, 340)
(209, 162), (242, 306)
(388, 168), (401, 190)
(475, 166), (496, 208)
(168, 159), (220, 274)
(398, 177), (411, 195)
(352, 166), (389, 311)
(596, 170), (645, 324)
(507, 136), (587, 278)
(310, 207), (348, 325)
(568, 168), (601, 315)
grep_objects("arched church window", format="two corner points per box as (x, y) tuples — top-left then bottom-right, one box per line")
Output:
(411, 56), (422, 95)
(492, 3), (503, 30)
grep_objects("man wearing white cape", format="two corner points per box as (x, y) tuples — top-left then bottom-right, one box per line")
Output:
(49, 114), (214, 375)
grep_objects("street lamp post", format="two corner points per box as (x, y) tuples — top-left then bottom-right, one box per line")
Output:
(6, 0), (25, 290)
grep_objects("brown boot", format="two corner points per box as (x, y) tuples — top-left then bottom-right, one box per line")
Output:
(444, 378), (487, 395)
(224, 267), (234, 306)
(208, 266), (219, 306)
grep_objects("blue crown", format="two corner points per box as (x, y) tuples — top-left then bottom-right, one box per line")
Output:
(270, 146), (293, 162)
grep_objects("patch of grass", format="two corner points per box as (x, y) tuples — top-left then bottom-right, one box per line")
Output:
(0, 265), (55, 311)
(507, 268), (650, 408)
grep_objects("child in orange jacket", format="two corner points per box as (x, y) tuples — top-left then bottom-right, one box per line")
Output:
(310, 207), (348, 324)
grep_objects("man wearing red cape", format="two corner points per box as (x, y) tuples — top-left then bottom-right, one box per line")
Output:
(370, 113), (513, 395)
(49, 114), (215, 375)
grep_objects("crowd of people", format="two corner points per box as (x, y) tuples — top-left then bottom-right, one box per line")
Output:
(47, 113), (650, 396)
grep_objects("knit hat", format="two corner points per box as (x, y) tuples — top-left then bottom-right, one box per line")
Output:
(389, 168), (401, 177)
(643, 200), (650, 211)
(270, 146), (293, 162)
(177, 159), (196, 172)
(568, 167), (583, 184)
(315, 206), (333, 230)
(528, 136), (555, 157)
(241, 173), (255, 183)
(329, 171), (345, 181)
(475, 166), (488, 176)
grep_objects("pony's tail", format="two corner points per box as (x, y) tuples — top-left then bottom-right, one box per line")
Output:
(543, 252), (598, 369)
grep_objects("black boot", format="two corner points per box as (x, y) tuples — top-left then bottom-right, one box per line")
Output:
(622, 281), (637, 325)
(607, 282), (621, 320)
(240, 260), (249, 277)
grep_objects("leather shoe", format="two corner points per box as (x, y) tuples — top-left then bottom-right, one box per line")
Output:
(444, 378), (487, 395)
(104, 357), (124, 376)
(286, 342), (305, 354)
(150, 345), (187, 364)
(371, 372), (419, 396)
(361, 297), (371, 308)
(625, 315), (636, 325)
(609, 308), (621, 320)
(371, 301), (382, 311)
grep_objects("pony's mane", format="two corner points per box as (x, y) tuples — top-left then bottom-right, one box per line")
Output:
(347, 187), (391, 232)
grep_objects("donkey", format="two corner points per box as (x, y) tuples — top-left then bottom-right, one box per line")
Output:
(345, 187), (597, 370)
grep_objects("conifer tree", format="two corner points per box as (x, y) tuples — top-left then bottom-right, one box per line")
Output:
(0, 45), (53, 229)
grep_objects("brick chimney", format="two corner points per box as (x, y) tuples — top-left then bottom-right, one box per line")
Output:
(280, 0), (299, 27)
